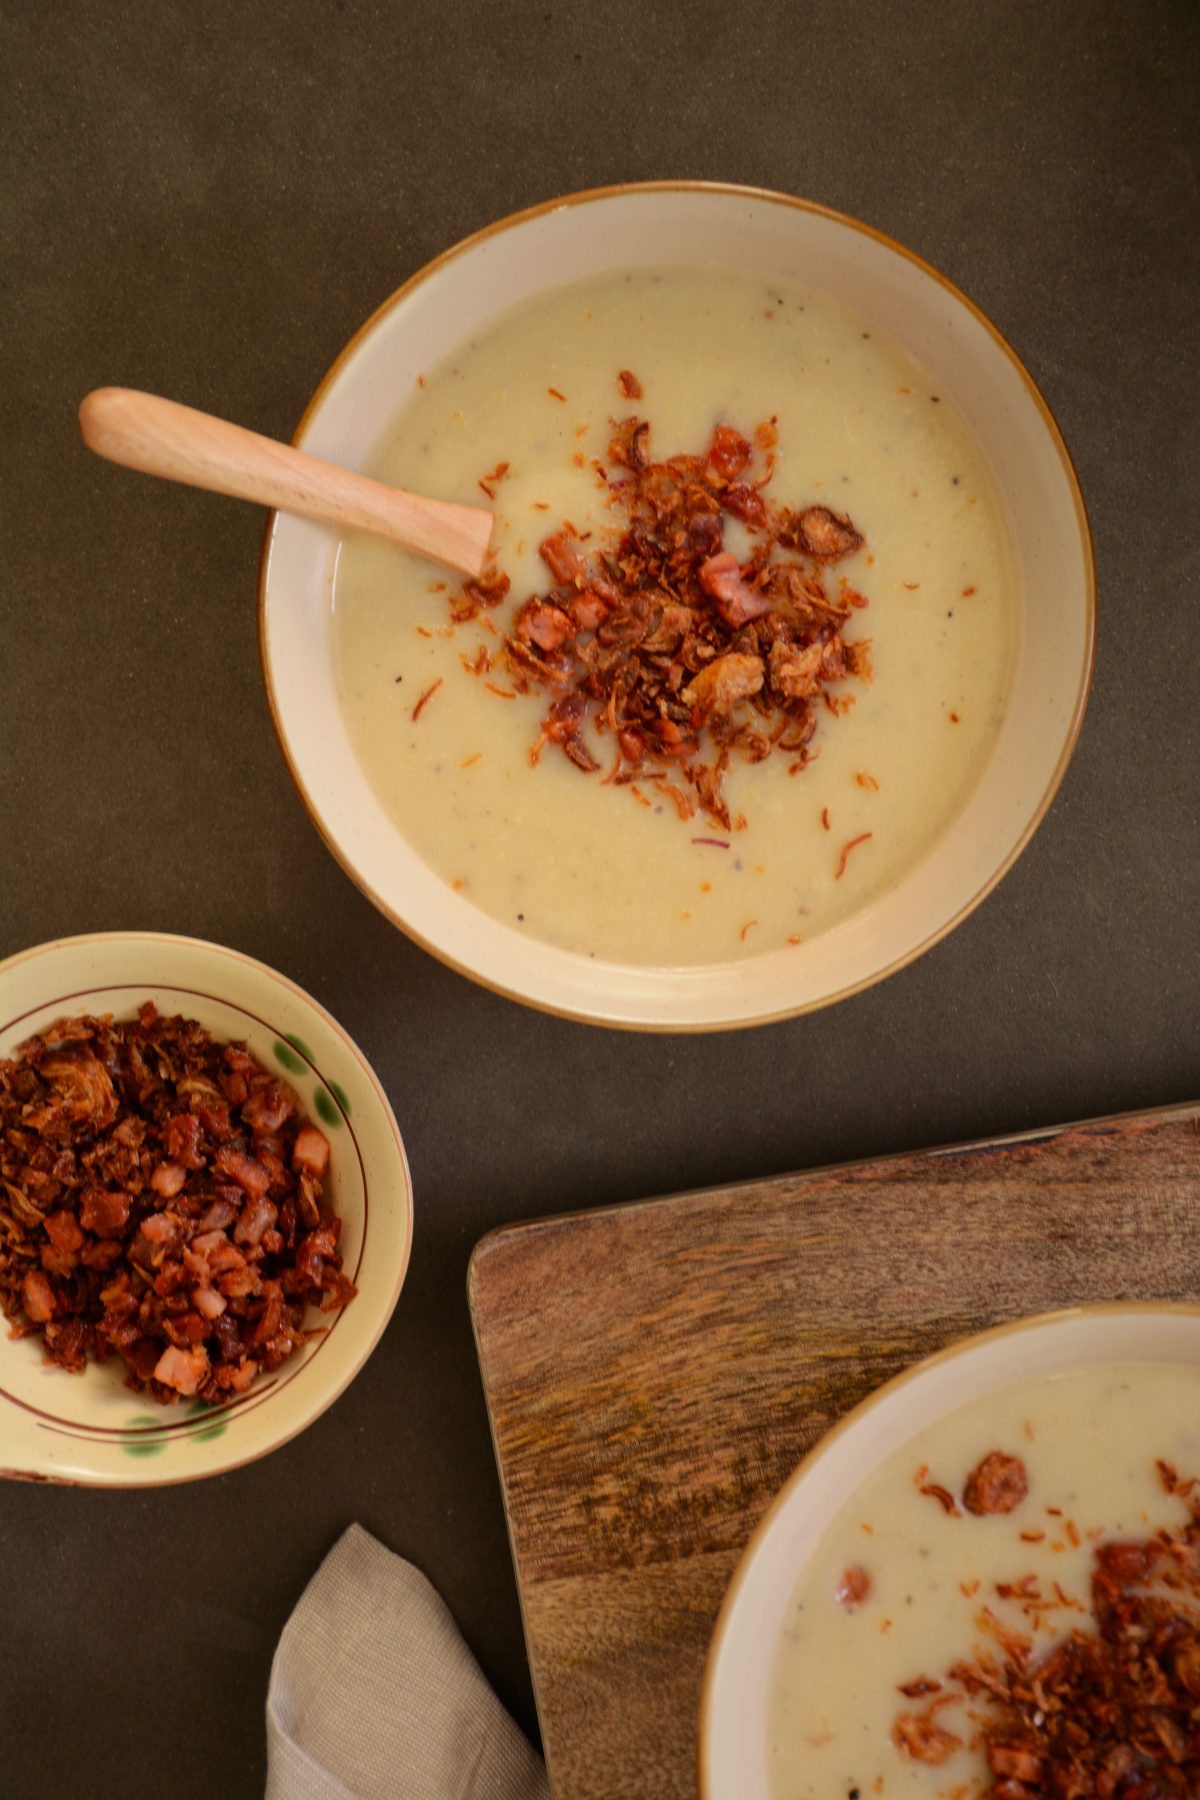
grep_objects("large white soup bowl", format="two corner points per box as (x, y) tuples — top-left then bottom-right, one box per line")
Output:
(261, 183), (1094, 1031)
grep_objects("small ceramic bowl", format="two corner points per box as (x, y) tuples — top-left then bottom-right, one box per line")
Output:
(0, 932), (412, 1486)
(699, 1302), (1200, 1797)
(261, 182), (1094, 1030)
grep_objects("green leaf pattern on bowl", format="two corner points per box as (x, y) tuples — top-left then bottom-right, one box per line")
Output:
(120, 1401), (230, 1455)
(272, 1038), (347, 1127)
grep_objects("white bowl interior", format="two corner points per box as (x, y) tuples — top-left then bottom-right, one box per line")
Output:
(701, 1305), (1200, 1798)
(0, 934), (412, 1485)
(262, 187), (1093, 1028)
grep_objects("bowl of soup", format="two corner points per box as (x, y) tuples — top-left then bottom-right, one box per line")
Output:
(700, 1304), (1200, 1797)
(260, 183), (1094, 1030)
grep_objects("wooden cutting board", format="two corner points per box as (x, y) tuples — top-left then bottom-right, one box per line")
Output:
(468, 1104), (1200, 1800)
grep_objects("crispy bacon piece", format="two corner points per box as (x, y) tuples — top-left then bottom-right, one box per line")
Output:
(707, 424), (752, 481)
(153, 1344), (209, 1396)
(617, 369), (643, 399)
(292, 1127), (330, 1179)
(164, 1111), (204, 1169)
(516, 600), (576, 653)
(241, 1083), (294, 1137)
(213, 1146), (271, 1198)
(698, 552), (774, 626)
(43, 1210), (84, 1255)
(539, 530), (586, 586)
(722, 483), (767, 528)
(21, 1268), (56, 1322)
(0, 1007), (356, 1404)
(835, 1565), (872, 1605)
(963, 1451), (1029, 1516)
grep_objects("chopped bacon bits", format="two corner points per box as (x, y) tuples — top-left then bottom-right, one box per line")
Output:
(0, 1005), (356, 1404)
(897, 1458), (1200, 1797)
(617, 369), (643, 399)
(448, 404), (869, 830)
(963, 1451), (1029, 1516)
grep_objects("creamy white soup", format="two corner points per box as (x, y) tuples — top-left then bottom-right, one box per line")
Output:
(766, 1361), (1200, 1797)
(333, 269), (1019, 966)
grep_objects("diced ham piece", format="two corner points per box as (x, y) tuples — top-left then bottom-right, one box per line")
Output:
(218, 1265), (260, 1299)
(220, 1357), (258, 1392)
(196, 1196), (238, 1232)
(150, 1161), (187, 1198)
(240, 1084), (294, 1137)
(196, 1101), (232, 1139)
(213, 1146), (271, 1198)
(79, 1186), (131, 1237)
(250, 1286), (286, 1348)
(569, 591), (611, 633)
(292, 1128), (330, 1179)
(698, 552), (774, 626)
(133, 1211), (184, 1267)
(192, 1286), (227, 1320)
(234, 1194), (278, 1248)
(164, 1112), (205, 1169)
(22, 1269), (56, 1322)
(43, 1210), (85, 1254)
(516, 600), (576, 653)
(539, 530), (586, 586)
(152, 1343), (210, 1396)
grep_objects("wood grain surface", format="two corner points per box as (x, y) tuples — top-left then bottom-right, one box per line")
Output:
(468, 1105), (1200, 1799)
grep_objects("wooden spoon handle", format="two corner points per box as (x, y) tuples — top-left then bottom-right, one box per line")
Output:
(78, 387), (493, 578)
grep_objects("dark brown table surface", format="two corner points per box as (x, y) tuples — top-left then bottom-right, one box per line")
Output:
(3, 3), (1197, 1793)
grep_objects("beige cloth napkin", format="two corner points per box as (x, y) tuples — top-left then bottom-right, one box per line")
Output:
(267, 1524), (550, 1800)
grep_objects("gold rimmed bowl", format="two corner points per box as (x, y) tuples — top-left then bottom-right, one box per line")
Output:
(261, 183), (1094, 1030)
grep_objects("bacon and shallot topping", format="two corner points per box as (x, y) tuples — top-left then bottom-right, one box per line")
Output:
(455, 401), (871, 830)
(0, 1005), (356, 1404)
(894, 1461), (1200, 1795)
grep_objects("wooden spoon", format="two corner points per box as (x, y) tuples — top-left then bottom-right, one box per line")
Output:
(78, 387), (494, 578)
